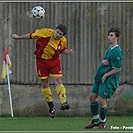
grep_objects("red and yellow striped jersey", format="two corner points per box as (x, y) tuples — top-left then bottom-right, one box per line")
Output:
(30, 28), (67, 59)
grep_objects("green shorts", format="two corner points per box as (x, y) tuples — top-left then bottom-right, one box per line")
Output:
(91, 78), (117, 99)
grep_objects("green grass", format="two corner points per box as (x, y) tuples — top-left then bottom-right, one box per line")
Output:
(0, 116), (133, 131)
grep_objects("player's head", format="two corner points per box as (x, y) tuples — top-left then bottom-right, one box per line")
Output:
(56, 24), (67, 35)
(108, 27), (121, 38)
(54, 24), (67, 39)
(108, 27), (121, 43)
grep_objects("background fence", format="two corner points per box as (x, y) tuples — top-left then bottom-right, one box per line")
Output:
(0, 2), (132, 85)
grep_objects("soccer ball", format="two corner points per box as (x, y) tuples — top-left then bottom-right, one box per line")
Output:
(32, 6), (45, 19)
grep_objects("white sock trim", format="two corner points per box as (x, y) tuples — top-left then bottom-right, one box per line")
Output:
(100, 118), (106, 122)
(93, 114), (99, 119)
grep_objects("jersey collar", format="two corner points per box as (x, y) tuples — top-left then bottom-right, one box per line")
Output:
(110, 45), (119, 50)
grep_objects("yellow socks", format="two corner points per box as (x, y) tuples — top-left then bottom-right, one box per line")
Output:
(42, 85), (67, 104)
(42, 87), (52, 102)
(56, 84), (66, 104)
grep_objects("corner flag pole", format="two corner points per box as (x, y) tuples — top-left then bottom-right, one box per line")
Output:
(6, 63), (13, 118)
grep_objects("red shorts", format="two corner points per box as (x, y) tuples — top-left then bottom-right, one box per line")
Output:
(36, 57), (62, 79)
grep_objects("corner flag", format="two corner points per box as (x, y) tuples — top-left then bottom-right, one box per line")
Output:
(1, 47), (13, 117)
(2, 47), (12, 79)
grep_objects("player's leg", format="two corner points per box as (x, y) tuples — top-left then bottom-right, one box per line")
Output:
(49, 58), (70, 110)
(98, 97), (108, 129)
(85, 92), (100, 129)
(41, 78), (55, 118)
(36, 59), (55, 118)
(98, 82), (112, 129)
(53, 77), (70, 110)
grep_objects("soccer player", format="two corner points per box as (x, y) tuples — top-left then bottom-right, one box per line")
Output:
(12, 24), (74, 118)
(85, 27), (123, 129)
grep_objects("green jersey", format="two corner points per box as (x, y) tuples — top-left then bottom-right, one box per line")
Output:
(94, 45), (123, 89)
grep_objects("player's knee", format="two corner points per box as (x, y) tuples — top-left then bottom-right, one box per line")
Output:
(41, 79), (49, 88)
(89, 95), (96, 102)
(98, 97), (107, 107)
(54, 77), (62, 85)
(89, 92), (98, 102)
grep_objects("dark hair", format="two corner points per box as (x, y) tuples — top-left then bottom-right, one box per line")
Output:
(108, 27), (121, 37)
(55, 24), (67, 35)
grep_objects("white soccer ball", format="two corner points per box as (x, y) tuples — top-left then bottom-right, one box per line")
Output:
(32, 6), (45, 19)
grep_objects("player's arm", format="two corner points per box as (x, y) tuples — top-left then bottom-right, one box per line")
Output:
(62, 49), (74, 55)
(60, 37), (74, 55)
(12, 33), (31, 39)
(102, 68), (121, 84)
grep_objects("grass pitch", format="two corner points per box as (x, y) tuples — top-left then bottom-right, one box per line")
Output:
(0, 116), (133, 132)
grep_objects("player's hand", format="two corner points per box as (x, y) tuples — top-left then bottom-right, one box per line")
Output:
(68, 49), (74, 55)
(62, 48), (74, 55)
(12, 34), (19, 39)
(102, 60), (109, 66)
(102, 74), (108, 84)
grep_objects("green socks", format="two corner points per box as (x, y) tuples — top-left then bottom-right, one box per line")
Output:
(90, 102), (99, 124)
(90, 102), (108, 124)
(100, 106), (108, 123)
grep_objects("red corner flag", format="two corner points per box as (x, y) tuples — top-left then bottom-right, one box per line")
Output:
(2, 47), (14, 117)
(2, 47), (12, 79)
